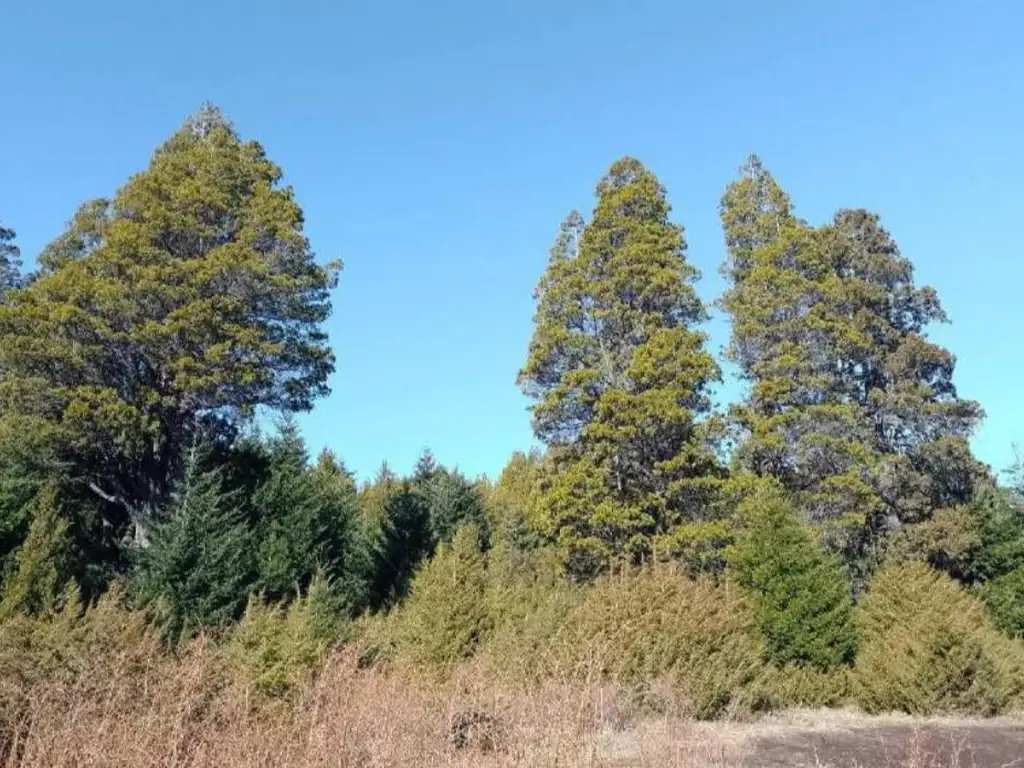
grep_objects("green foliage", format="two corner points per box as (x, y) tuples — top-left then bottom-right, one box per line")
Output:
(854, 562), (1024, 715)
(224, 574), (345, 698)
(0, 104), (338, 552)
(480, 542), (583, 680)
(981, 568), (1024, 638)
(719, 157), (984, 574)
(726, 486), (858, 669)
(519, 159), (722, 576)
(0, 487), (72, 619)
(0, 222), (21, 296)
(253, 421), (367, 609)
(419, 466), (487, 548)
(551, 567), (766, 719)
(134, 449), (255, 644)
(483, 449), (545, 552)
(361, 467), (433, 610)
(382, 525), (491, 671)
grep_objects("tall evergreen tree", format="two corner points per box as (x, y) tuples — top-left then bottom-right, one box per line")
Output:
(0, 105), (339, 553)
(360, 465), (433, 610)
(421, 467), (487, 547)
(519, 158), (722, 576)
(0, 222), (21, 297)
(719, 156), (984, 570)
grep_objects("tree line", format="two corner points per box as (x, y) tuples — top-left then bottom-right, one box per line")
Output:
(0, 105), (1022, 685)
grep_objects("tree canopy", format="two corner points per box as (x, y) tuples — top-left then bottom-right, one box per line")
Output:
(0, 105), (339, 550)
(519, 158), (722, 576)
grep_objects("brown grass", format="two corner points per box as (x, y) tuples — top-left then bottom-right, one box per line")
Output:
(4, 635), (1022, 768)
(1, 639), (750, 767)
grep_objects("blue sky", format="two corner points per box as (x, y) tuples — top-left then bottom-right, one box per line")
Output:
(2, 1), (1022, 482)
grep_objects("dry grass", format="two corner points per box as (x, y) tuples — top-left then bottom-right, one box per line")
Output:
(3, 634), (1022, 767)
(1, 641), (748, 767)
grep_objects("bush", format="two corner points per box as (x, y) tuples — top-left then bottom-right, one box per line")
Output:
(223, 575), (346, 699)
(548, 566), (766, 719)
(359, 525), (491, 673)
(981, 567), (1024, 639)
(854, 562), (1024, 715)
(480, 542), (583, 680)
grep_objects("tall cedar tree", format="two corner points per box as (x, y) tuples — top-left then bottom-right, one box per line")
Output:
(719, 156), (984, 572)
(726, 486), (858, 669)
(0, 106), (338, 552)
(519, 158), (721, 577)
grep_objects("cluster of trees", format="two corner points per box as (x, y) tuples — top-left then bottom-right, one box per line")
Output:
(1, 106), (1022, 701)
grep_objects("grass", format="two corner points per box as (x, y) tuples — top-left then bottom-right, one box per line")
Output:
(3, 637), (1022, 767)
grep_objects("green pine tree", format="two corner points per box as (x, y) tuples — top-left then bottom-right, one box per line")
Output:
(360, 464), (433, 610)
(518, 158), (723, 577)
(134, 447), (255, 643)
(726, 486), (858, 669)
(422, 467), (487, 547)
(253, 420), (367, 610)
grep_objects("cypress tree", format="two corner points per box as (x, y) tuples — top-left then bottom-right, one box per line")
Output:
(519, 158), (722, 576)
(0, 105), (338, 552)
(719, 156), (984, 571)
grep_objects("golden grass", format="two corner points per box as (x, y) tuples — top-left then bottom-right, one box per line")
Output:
(3, 636), (1022, 768)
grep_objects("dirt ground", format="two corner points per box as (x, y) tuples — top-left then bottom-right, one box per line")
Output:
(596, 711), (1024, 767)
(746, 721), (1024, 767)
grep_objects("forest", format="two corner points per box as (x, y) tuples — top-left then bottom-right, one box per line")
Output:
(1, 105), (1023, 766)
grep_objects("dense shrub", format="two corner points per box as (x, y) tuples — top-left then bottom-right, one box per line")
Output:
(223, 575), (347, 698)
(548, 567), (766, 719)
(480, 542), (582, 680)
(854, 562), (1024, 715)
(980, 567), (1024, 639)
(357, 525), (491, 673)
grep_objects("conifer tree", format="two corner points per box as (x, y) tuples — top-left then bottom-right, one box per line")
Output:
(396, 524), (491, 669)
(422, 467), (487, 547)
(726, 486), (858, 669)
(134, 448), (254, 643)
(359, 464), (433, 610)
(519, 158), (721, 576)
(0, 486), (72, 618)
(0, 105), (339, 552)
(719, 156), (984, 569)
(0, 221), (21, 297)
(253, 421), (366, 609)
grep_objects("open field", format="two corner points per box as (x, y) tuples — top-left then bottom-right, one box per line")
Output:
(4, 646), (1023, 768)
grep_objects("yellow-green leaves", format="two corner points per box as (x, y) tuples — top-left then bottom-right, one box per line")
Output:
(0, 105), (337, 548)
(519, 158), (722, 577)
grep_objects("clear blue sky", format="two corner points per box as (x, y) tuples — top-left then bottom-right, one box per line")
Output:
(2, 1), (1022, 482)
